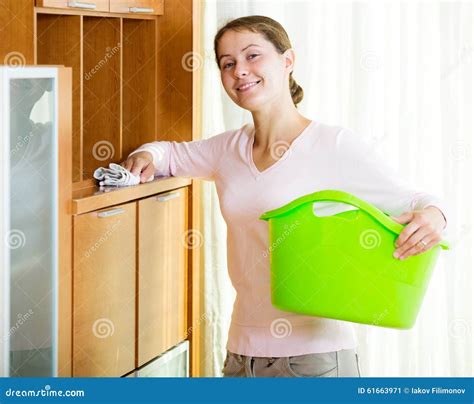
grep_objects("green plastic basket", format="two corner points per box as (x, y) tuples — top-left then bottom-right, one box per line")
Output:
(260, 190), (449, 329)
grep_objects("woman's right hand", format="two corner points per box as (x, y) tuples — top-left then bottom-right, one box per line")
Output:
(121, 151), (155, 183)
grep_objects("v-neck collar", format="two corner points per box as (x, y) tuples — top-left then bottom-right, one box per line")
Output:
(246, 120), (315, 177)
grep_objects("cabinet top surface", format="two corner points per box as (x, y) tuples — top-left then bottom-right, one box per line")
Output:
(73, 177), (192, 215)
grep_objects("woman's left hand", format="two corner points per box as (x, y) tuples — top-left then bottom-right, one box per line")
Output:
(391, 206), (447, 260)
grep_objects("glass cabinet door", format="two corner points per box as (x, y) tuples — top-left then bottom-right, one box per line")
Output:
(5, 73), (58, 377)
(136, 341), (189, 377)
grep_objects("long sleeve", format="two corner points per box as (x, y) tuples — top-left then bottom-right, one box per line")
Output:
(128, 130), (233, 181)
(336, 128), (449, 227)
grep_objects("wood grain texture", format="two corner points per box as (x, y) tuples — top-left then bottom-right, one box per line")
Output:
(73, 201), (136, 376)
(137, 188), (188, 367)
(82, 17), (121, 180)
(0, 0), (35, 65)
(155, 0), (193, 143)
(72, 177), (192, 214)
(122, 18), (156, 157)
(36, 14), (82, 182)
(36, 0), (109, 12)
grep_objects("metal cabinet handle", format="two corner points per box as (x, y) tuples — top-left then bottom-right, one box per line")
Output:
(156, 192), (180, 202)
(129, 7), (154, 13)
(97, 208), (125, 218)
(67, 1), (97, 9)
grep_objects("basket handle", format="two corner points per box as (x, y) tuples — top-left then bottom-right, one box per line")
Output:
(260, 189), (449, 250)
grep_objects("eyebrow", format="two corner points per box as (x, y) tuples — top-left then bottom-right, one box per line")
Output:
(218, 44), (261, 63)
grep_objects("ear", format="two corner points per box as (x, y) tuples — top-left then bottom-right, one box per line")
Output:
(283, 48), (295, 73)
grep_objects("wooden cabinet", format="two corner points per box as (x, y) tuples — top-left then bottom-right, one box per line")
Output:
(137, 189), (188, 367)
(36, 0), (109, 12)
(73, 202), (136, 377)
(110, 0), (163, 15)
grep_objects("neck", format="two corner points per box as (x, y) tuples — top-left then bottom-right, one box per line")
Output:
(251, 98), (311, 150)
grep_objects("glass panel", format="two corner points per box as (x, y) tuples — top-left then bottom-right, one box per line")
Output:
(9, 78), (56, 377)
(137, 341), (189, 377)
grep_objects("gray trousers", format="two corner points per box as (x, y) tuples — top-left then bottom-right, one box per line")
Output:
(222, 348), (361, 377)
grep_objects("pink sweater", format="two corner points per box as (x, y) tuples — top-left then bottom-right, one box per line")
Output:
(129, 120), (447, 357)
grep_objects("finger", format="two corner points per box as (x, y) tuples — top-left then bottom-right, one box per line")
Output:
(395, 221), (421, 249)
(392, 211), (413, 225)
(122, 159), (132, 172)
(395, 227), (431, 258)
(399, 235), (437, 259)
(130, 160), (146, 177)
(140, 163), (154, 183)
(408, 237), (438, 258)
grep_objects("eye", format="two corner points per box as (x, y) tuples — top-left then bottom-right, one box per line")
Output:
(222, 61), (234, 70)
(248, 53), (260, 60)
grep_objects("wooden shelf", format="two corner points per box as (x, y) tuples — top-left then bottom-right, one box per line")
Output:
(36, 14), (82, 181)
(72, 177), (192, 214)
(82, 17), (121, 179)
(122, 18), (156, 157)
(35, 6), (161, 18)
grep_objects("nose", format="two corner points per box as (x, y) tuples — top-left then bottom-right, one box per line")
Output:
(233, 61), (249, 79)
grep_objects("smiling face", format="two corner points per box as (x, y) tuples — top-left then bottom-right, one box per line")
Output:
(216, 30), (294, 112)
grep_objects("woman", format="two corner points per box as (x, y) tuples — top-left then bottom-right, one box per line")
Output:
(122, 16), (447, 377)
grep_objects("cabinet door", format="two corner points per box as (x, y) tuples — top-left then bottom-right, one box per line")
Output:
(36, 0), (109, 12)
(138, 188), (188, 367)
(109, 0), (163, 15)
(137, 341), (189, 377)
(73, 202), (136, 377)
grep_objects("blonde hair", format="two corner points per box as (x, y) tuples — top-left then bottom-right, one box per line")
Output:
(214, 15), (304, 107)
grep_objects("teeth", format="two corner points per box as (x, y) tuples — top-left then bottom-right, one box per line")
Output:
(239, 81), (259, 90)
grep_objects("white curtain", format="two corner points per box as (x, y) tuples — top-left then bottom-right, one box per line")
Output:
(199, 0), (473, 377)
